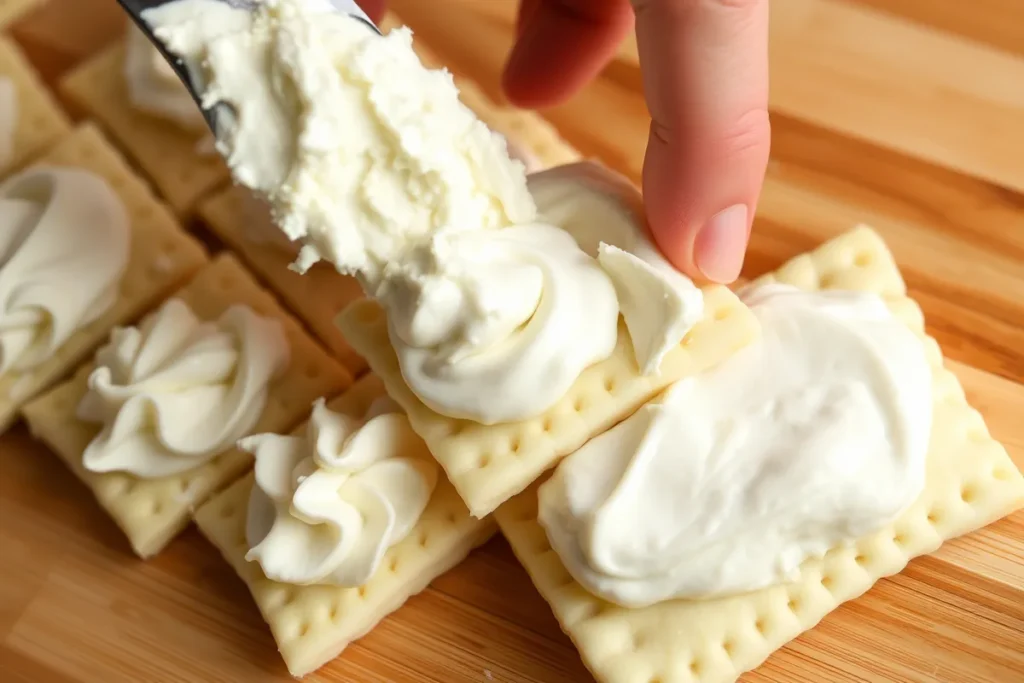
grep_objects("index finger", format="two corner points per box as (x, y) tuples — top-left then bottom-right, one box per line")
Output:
(635, 0), (771, 282)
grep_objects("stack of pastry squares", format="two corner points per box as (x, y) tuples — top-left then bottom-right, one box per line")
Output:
(5, 13), (1021, 683)
(340, 225), (1024, 682)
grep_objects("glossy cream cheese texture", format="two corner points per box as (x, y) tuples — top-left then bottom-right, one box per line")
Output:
(77, 298), (290, 478)
(242, 396), (438, 587)
(144, 0), (704, 425)
(0, 77), (14, 167)
(0, 167), (130, 375)
(538, 285), (933, 607)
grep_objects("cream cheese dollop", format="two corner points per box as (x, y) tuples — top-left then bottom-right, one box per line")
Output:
(144, 0), (536, 278)
(77, 298), (290, 478)
(144, 0), (702, 425)
(0, 76), (15, 167)
(241, 396), (439, 587)
(0, 167), (130, 374)
(528, 163), (704, 375)
(538, 284), (933, 607)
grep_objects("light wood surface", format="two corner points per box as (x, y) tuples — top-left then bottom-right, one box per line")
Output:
(2, 1), (1023, 682)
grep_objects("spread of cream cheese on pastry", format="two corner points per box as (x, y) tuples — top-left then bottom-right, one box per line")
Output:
(0, 167), (130, 375)
(241, 395), (438, 587)
(528, 164), (704, 375)
(76, 298), (290, 478)
(123, 25), (215, 154)
(538, 284), (933, 608)
(143, 0), (702, 424)
(0, 77), (15, 167)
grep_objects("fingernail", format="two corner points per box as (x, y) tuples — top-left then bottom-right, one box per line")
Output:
(695, 204), (748, 283)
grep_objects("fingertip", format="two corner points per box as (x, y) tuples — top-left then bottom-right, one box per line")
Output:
(641, 130), (702, 279)
(693, 204), (750, 283)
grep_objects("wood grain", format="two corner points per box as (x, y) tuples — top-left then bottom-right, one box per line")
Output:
(2, 1), (1023, 682)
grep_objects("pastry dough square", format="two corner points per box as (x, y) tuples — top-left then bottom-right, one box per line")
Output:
(0, 123), (207, 433)
(0, 0), (43, 29)
(21, 254), (353, 558)
(197, 186), (368, 376)
(0, 34), (71, 177)
(493, 226), (1024, 683)
(379, 12), (579, 171)
(192, 373), (497, 677)
(337, 286), (759, 518)
(58, 39), (230, 216)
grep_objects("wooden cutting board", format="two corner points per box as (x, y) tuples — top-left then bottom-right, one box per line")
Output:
(2, 1), (1022, 681)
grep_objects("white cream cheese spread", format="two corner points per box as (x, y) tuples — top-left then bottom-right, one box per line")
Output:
(528, 164), (705, 375)
(123, 25), (215, 153)
(538, 284), (933, 607)
(77, 298), (290, 478)
(241, 396), (439, 587)
(144, 0), (703, 424)
(0, 76), (15, 167)
(0, 167), (130, 375)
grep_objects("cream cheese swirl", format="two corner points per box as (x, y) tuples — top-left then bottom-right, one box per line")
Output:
(0, 167), (129, 374)
(539, 285), (933, 607)
(528, 163), (705, 375)
(242, 396), (438, 587)
(144, 0), (703, 425)
(77, 298), (290, 477)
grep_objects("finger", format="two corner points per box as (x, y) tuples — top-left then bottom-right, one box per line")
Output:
(360, 0), (388, 24)
(503, 0), (634, 108)
(516, 0), (543, 37)
(635, 0), (770, 283)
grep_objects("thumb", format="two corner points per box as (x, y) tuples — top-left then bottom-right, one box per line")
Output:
(634, 0), (770, 283)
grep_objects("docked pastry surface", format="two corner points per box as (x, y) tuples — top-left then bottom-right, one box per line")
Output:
(493, 226), (1024, 683)
(193, 373), (496, 677)
(0, 123), (206, 432)
(0, 34), (70, 176)
(22, 254), (352, 558)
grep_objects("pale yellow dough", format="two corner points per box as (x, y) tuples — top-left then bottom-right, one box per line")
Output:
(193, 373), (498, 677)
(337, 286), (758, 518)
(0, 34), (71, 177)
(58, 39), (230, 216)
(21, 254), (353, 558)
(493, 225), (1024, 683)
(0, 123), (207, 433)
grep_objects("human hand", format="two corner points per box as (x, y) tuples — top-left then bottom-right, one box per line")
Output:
(504, 0), (770, 284)
(361, 0), (770, 284)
